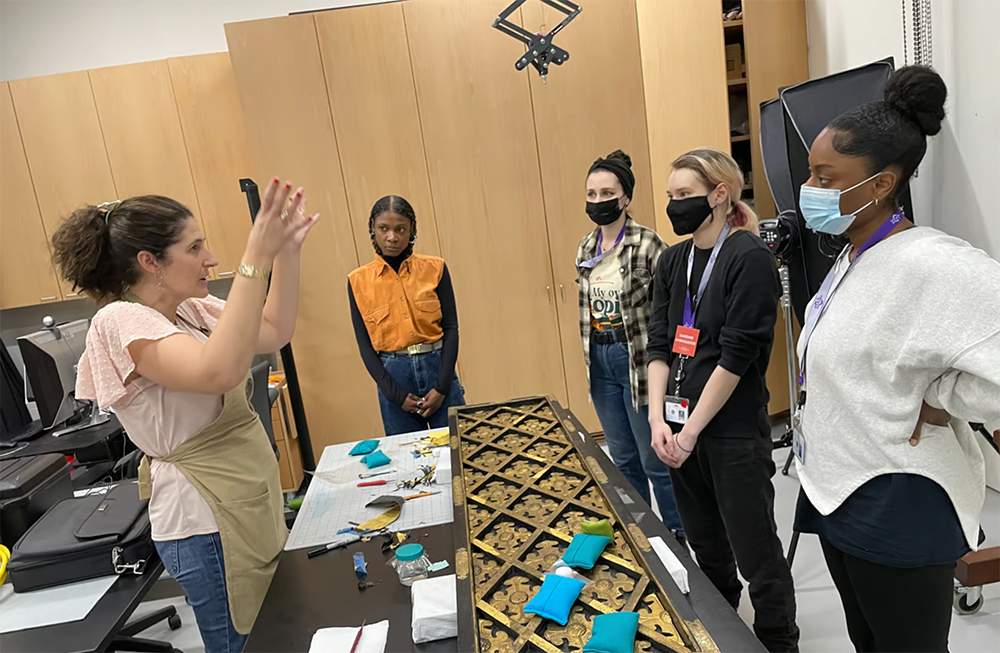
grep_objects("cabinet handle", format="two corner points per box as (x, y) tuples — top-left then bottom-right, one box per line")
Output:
(66, 292), (79, 298)
(217, 271), (235, 278)
(546, 286), (552, 304)
(559, 284), (565, 302)
(40, 296), (57, 302)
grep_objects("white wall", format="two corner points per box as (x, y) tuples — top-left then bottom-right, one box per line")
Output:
(0, 0), (385, 81)
(806, 0), (999, 260)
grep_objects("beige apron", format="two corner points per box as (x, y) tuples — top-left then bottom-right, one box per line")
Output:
(138, 372), (287, 634)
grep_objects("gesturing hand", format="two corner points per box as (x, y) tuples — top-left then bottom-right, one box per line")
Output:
(247, 178), (319, 262)
(909, 400), (951, 446)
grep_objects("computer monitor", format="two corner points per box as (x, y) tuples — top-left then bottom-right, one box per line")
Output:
(17, 319), (95, 433)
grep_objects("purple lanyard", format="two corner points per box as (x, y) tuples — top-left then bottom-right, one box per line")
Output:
(683, 224), (731, 328)
(578, 223), (626, 270)
(798, 208), (905, 387)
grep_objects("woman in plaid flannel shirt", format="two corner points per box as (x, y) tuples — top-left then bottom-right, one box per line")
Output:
(575, 150), (684, 541)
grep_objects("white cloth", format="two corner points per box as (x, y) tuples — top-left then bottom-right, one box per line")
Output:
(411, 574), (458, 643)
(309, 619), (388, 653)
(648, 536), (689, 594)
(795, 227), (1000, 550)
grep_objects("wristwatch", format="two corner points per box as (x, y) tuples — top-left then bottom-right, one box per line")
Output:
(237, 263), (270, 280)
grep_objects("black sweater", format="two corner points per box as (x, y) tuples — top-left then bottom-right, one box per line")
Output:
(647, 229), (779, 438)
(348, 262), (459, 407)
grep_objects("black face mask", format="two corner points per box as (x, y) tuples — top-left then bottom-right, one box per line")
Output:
(666, 196), (714, 235)
(585, 197), (624, 226)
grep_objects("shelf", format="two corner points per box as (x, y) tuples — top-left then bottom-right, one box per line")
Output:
(727, 78), (747, 87)
(723, 19), (743, 29)
(730, 134), (751, 143)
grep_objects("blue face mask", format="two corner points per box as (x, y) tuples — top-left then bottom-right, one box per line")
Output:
(799, 172), (881, 235)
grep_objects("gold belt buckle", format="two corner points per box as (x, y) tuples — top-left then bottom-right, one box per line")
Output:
(407, 344), (422, 356)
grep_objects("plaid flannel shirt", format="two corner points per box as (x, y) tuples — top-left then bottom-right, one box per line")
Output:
(576, 217), (667, 410)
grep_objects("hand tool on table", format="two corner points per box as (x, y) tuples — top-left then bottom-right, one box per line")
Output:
(359, 468), (397, 479)
(357, 480), (387, 487)
(348, 620), (366, 653)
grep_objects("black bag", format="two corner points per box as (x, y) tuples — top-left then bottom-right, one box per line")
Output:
(6, 483), (153, 592)
(0, 453), (72, 547)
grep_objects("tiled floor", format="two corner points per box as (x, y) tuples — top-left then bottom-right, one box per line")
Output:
(132, 443), (1000, 653)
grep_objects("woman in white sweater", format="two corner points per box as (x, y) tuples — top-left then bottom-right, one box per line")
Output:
(792, 65), (1000, 652)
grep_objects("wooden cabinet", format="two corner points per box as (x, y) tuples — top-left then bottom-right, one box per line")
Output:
(168, 53), (254, 278)
(636, 0), (731, 241)
(226, 14), (383, 450)
(403, 0), (568, 407)
(9, 71), (117, 301)
(271, 379), (305, 493)
(522, 0), (655, 432)
(89, 61), (205, 237)
(0, 82), (63, 309)
(315, 4), (442, 260)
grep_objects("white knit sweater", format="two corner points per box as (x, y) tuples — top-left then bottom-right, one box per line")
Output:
(796, 227), (1000, 549)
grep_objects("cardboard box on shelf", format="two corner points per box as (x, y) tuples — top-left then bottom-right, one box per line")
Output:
(725, 43), (745, 80)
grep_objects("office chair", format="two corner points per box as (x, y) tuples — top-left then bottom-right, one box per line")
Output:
(250, 361), (279, 460)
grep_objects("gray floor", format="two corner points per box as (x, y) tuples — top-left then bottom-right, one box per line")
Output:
(132, 442), (1000, 653)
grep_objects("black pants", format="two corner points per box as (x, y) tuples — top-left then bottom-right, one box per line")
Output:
(821, 538), (955, 652)
(669, 433), (799, 653)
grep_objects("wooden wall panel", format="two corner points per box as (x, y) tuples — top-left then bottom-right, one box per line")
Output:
(522, 0), (654, 432)
(9, 71), (117, 300)
(403, 0), (567, 406)
(226, 14), (382, 449)
(0, 82), (63, 309)
(744, 0), (809, 222)
(315, 3), (441, 260)
(636, 0), (730, 242)
(744, 0), (809, 416)
(168, 53), (254, 278)
(89, 61), (202, 224)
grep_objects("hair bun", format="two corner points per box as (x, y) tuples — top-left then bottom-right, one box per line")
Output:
(884, 65), (947, 137)
(605, 149), (632, 168)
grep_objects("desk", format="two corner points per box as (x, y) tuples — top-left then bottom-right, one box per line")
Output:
(246, 527), (457, 652)
(1, 556), (165, 653)
(249, 423), (762, 652)
(1, 416), (123, 462)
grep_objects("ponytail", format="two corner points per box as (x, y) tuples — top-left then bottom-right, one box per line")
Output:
(51, 196), (193, 304)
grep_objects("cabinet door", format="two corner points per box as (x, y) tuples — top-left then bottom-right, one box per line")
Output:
(522, 0), (654, 433)
(9, 71), (117, 301)
(168, 53), (254, 278)
(0, 83), (62, 309)
(743, 0), (809, 221)
(226, 14), (382, 448)
(636, 0), (730, 239)
(315, 3), (441, 260)
(404, 0), (567, 405)
(89, 61), (204, 231)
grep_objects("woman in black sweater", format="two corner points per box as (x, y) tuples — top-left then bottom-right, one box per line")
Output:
(646, 148), (799, 652)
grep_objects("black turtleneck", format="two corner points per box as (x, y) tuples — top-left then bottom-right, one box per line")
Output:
(347, 255), (459, 407)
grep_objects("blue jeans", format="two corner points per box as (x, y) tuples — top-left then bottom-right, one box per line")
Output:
(155, 533), (247, 653)
(377, 348), (466, 436)
(589, 341), (684, 535)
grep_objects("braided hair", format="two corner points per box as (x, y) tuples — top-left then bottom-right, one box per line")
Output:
(368, 195), (417, 259)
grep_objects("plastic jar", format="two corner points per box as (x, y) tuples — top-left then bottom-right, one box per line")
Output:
(389, 543), (431, 586)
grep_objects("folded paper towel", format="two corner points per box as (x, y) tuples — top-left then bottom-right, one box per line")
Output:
(648, 536), (689, 594)
(309, 619), (388, 653)
(411, 573), (458, 643)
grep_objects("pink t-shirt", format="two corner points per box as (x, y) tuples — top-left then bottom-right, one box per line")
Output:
(76, 295), (228, 542)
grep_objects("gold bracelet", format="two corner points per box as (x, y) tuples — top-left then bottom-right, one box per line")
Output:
(237, 263), (270, 280)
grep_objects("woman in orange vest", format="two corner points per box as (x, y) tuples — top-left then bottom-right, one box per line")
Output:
(348, 196), (465, 435)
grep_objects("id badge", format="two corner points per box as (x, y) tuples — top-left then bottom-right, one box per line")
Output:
(672, 326), (699, 357)
(792, 423), (807, 465)
(665, 396), (690, 425)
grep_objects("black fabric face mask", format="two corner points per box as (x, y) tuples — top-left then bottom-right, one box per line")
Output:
(666, 196), (714, 235)
(585, 198), (623, 226)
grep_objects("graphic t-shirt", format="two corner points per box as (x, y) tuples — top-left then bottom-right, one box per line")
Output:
(589, 244), (624, 332)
